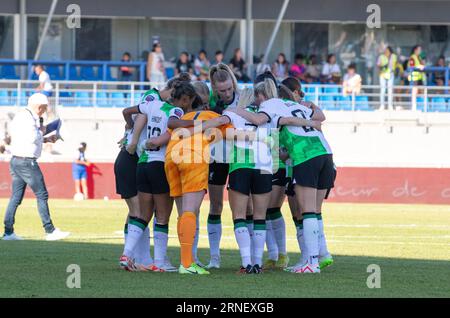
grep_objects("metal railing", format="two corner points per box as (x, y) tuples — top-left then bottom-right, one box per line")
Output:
(0, 79), (450, 112)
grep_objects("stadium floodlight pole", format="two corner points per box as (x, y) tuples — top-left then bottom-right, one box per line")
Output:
(33, 0), (58, 61)
(262, 0), (290, 66)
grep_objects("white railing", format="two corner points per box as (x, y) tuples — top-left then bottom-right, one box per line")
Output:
(0, 79), (449, 112)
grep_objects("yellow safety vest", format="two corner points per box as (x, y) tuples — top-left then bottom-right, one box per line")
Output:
(379, 54), (397, 80)
(408, 54), (425, 82)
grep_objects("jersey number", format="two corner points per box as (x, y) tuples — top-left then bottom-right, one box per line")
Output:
(291, 109), (314, 133)
(147, 126), (162, 151)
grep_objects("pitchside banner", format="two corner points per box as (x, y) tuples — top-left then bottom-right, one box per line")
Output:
(0, 162), (449, 204)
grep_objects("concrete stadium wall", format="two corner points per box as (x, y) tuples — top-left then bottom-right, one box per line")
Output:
(1, 162), (449, 204)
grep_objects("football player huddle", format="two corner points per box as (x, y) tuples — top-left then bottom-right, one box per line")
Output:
(115, 64), (335, 275)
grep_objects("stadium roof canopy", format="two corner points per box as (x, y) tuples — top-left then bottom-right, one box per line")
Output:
(1, 0), (449, 24)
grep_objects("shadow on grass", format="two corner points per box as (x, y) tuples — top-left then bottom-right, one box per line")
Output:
(0, 240), (449, 298)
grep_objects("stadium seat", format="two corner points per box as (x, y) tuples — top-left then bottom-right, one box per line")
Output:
(430, 97), (447, 112)
(0, 91), (12, 106)
(11, 91), (28, 106)
(74, 91), (92, 107)
(416, 97), (427, 112)
(355, 95), (371, 111)
(134, 92), (143, 104)
(69, 66), (81, 80)
(105, 66), (116, 81)
(165, 67), (175, 80)
(319, 95), (335, 110)
(80, 66), (99, 81)
(46, 65), (62, 80)
(111, 92), (126, 107)
(323, 86), (340, 94)
(96, 92), (109, 107)
(58, 91), (73, 106)
(335, 95), (352, 111)
(304, 94), (316, 103)
(1, 65), (20, 79)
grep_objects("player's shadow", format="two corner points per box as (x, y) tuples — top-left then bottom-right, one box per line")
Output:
(1, 239), (449, 298)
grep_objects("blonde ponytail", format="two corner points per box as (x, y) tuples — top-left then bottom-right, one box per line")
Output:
(254, 78), (278, 100)
(209, 63), (238, 93)
(237, 87), (254, 109)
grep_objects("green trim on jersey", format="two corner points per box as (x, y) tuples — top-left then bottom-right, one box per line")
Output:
(140, 88), (162, 103)
(137, 150), (149, 164)
(279, 128), (328, 166)
(160, 102), (177, 118)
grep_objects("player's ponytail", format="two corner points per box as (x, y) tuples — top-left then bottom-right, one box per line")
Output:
(254, 78), (278, 100)
(278, 84), (295, 101)
(237, 87), (254, 109)
(166, 72), (192, 89)
(281, 76), (305, 100)
(209, 63), (238, 93)
(171, 82), (197, 100)
(192, 81), (210, 110)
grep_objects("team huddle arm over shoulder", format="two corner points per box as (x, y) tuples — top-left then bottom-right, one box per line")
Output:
(122, 105), (140, 129)
(278, 116), (322, 131)
(228, 107), (270, 126)
(146, 131), (171, 149)
(168, 118), (195, 129)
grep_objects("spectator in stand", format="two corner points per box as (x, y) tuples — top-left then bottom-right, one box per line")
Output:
(119, 52), (133, 81)
(229, 48), (250, 82)
(408, 45), (426, 111)
(147, 42), (166, 84)
(272, 53), (289, 81)
(214, 50), (224, 65)
(194, 50), (211, 81)
(342, 63), (362, 97)
(289, 53), (307, 82)
(433, 55), (447, 86)
(34, 65), (53, 97)
(377, 46), (397, 110)
(175, 51), (195, 78)
(305, 54), (322, 83)
(321, 53), (342, 84)
(255, 54), (271, 75)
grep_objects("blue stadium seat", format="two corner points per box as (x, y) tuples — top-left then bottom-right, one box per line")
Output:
(74, 91), (91, 107)
(105, 66), (116, 81)
(46, 65), (62, 80)
(11, 91), (28, 106)
(69, 66), (81, 80)
(335, 95), (352, 111)
(59, 91), (73, 106)
(134, 92), (143, 104)
(430, 97), (447, 112)
(323, 86), (340, 94)
(355, 95), (371, 111)
(165, 67), (175, 80)
(304, 94), (315, 103)
(0, 65), (20, 79)
(416, 97), (427, 111)
(319, 95), (335, 110)
(111, 92), (126, 107)
(80, 66), (99, 81)
(96, 92), (109, 107)
(0, 91), (12, 106)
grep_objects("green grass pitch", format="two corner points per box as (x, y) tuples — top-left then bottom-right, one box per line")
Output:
(0, 199), (449, 298)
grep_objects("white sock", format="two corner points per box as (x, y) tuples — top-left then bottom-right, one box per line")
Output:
(124, 222), (133, 258)
(302, 213), (319, 266)
(295, 220), (308, 264)
(136, 225), (152, 266)
(123, 220), (145, 257)
(207, 214), (222, 260)
(265, 220), (278, 260)
(271, 214), (287, 256)
(252, 220), (266, 267)
(193, 217), (199, 261)
(317, 214), (330, 258)
(234, 220), (252, 267)
(154, 223), (169, 268)
(246, 217), (254, 264)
